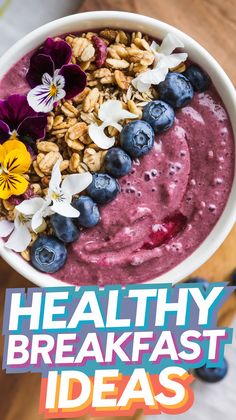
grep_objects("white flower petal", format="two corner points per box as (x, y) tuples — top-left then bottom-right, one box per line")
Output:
(98, 100), (136, 123)
(49, 159), (62, 192)
(158, 33), (185, 55)
(31, 212), (44, 233)
(16, 197), (46, 215)
(42, 72), (53, 86)
(0, 220), (14, 238)
(31, 200), (51, 233)
(5, 224), (31, 253)
(62, 172), (93, 196)
(27, 85), (56, 113)
(54, 87), (66, 102)
(14, 213), (26, 229)
(54, 73), (65, 90)
(50, 201), (80, 218)
(88, 123), (116, 150)
(31, 216), (43, 233)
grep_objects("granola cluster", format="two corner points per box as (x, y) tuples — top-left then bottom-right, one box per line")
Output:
(23, 30), (161, 207)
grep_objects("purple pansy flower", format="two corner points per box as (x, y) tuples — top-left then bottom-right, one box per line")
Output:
(26, 37), (87, 113)
(0, 94), (47, 144)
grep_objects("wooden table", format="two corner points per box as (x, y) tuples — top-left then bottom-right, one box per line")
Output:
(0, 0), (235, 419)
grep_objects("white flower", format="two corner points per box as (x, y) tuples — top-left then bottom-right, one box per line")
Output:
(0, 213), (32, 252)
(16, 197), (53, 234)
(88, 100), (137, 149)
(46, 159), (93, 218)
(0, 196), (53, 252)
(18, 160), (92, 233)
(27, 71), (66, 113)
(132, 33), (188, 93)
(0, 161), (93, 251)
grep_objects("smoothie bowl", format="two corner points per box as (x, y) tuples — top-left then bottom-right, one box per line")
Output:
(0, 11), (235, 288)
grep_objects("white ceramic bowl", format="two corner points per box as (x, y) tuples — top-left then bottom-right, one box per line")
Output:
(0, 11), (236, 287)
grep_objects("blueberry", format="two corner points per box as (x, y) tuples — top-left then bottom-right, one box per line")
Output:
(31, 235), (67, 273)
(158, 72), (194, 108)
(104, 147), (132, 177)
(184, 277), (210, 292)
(143, 100), (175, 133)
(87, 173), (120, 204)
(120, 120), (155, 158)
(194, 359), (228, 383)
(51, 214), (79, 243)
(184, 65), (211, 92)
(73, 196), (100, 228)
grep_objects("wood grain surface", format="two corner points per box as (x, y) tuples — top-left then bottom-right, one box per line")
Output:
(0, 0), (236, 419)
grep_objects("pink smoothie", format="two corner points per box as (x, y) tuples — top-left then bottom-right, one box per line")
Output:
(0, 43), (234, 286)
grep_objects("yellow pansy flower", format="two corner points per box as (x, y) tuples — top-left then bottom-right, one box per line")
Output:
(0, 140), (31, 200)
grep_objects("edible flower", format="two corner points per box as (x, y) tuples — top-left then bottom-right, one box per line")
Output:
(0, 195), (48, 252)
(88, 100), (137, 149)
(132, 33), (188, 92)
(16, 159), (93, 234)
(0, 139), (31, 199)
(0, 212), (32, 252)
(26, 37), (87, 113)
(0, 94), (47, 144)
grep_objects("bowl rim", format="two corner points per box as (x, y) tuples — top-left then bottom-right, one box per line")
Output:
(0, 10), (236, 288)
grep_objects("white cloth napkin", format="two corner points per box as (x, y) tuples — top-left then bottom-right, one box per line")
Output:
(0, 0), (81, 55)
